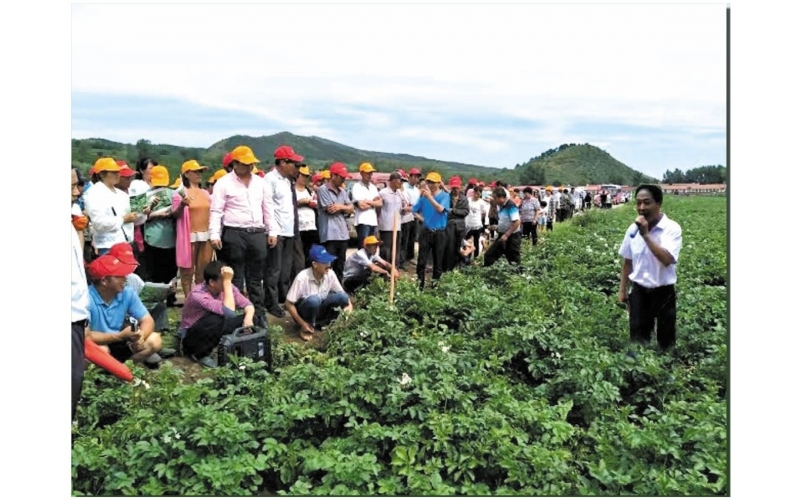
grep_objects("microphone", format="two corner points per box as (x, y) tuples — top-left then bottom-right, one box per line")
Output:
(629, 226), (639, 239)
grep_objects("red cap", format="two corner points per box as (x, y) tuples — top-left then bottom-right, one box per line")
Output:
(115, 160), (129, 168)
(222, 152), (233, 167)
(478, 182), (486, 187)
(256, 169), (266, 177)
(409, 167), (422, 176)
(396, 169), (409, 180)
(312, 173), (323, 183)
(448, 176), (463, 188)
(490, 181), (497, 187)
(119, 166), (136, 177)
(107, 242), (138, 266)
(468, 178), (478, 185)
(274, 145), (304, 162)
(87, 255), (138, 280)
(329, 162), (348, 177)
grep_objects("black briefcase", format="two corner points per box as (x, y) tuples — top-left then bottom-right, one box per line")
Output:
(217, 326), (272, 371)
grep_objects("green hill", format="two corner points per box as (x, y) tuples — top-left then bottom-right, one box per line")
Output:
(514, 143), (659, 186)
(71, 134), (655, 187)
(72, 132), (518, 184)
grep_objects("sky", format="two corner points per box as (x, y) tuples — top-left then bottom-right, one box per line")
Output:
(72, 2), (727, 180)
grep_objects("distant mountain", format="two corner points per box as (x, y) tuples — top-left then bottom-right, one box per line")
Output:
(71, 133), (655, 186)
(514, 143), (659, 186)
(72, 132), (517, 183)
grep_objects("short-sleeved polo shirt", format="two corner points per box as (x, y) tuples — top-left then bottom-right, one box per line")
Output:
(88, 285), (149, 333)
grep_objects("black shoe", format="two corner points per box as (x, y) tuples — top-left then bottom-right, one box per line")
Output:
(268, 307), (286, 318)
(254, 315), (267, 328)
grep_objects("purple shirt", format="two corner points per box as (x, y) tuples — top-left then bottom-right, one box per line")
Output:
(179, 282), (252, 331)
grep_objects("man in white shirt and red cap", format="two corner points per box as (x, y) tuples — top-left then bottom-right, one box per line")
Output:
(263, 145), (302, 318)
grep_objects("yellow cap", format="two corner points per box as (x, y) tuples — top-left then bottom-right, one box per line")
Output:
(298, 166), (311, 176)
(181, 160), (208, 174)
(425, 172), (442, 184)
(359, 162), (376, 173)
(93, 157), (120, 173)
(150, 166), (170, 187)
(229, 145), (260, 165)
(170, 178), (182, 189)
(363, 235), (381, 246)
(208, 169), (227, 184)
(321, 170), (331, 179)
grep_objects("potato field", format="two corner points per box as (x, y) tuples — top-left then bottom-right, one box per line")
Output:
(71, 195), (728, 496)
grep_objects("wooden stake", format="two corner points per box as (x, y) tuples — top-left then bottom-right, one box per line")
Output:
(389, 211), (399, 304)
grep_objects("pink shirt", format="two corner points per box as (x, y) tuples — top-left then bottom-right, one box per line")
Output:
(179, 282), (253, 331)
(209, 172), (273, 240)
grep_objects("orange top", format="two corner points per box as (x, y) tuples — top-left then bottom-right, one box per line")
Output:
(186, 187), (211, 233)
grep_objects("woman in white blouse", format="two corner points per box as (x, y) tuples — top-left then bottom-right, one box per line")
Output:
(83, 158), (139, 257)
(293, 165), (319, 273)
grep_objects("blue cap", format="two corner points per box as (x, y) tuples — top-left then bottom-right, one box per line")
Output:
(309, 244), (337, 264)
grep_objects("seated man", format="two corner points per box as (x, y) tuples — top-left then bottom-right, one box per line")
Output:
(107, 242), (175, 356)
(86, 255), (163, 368)
(179, 261), (255, 368)
(285, 244), (353, 342)
(342, 235), (400, 294)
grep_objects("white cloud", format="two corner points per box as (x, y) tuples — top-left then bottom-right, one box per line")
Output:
(71, 2), (726, 175)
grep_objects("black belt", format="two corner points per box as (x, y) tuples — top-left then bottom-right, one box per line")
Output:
(72, 319), (88, 327)
(224, 226), (267, 234)
(422, 227), (446, 233)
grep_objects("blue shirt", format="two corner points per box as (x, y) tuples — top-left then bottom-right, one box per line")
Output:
(413, 190), (450, 230)
(88, 285), (149, 334)
(497, 200), (522, 234)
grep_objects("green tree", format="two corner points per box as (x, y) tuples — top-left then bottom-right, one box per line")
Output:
(135, 139), (152, 159)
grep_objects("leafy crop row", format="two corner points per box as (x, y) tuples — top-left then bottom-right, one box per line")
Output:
(72, 196), (728, 496)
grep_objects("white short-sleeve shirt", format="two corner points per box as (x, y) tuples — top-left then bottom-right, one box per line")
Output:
(286, 268), (344, 303)
(351, 182), (380, 226)
(618, 213), (682, 288)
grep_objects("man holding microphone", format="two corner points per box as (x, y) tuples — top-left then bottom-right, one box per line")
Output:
(617, 184), (683, 350)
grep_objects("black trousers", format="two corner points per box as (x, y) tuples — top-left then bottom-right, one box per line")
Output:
(465, 228), (483, 259)
(443, 221), (466, 272)
(299, 230), (319, 270)
(483, 232), (522, 267)
(521, 221), (538, 245)
(324, 240), (349, 282)
(343, 274), (371, 295)
(629, 282), (677, 349)
(401, 220), (419, 262)
(219, 227), (268, 318)
(182, 313), (246, 359)
(264, 236), (295, 310)
(379, 230), (401, 268)
(144, 242), (177, 284)
(291, 237), (305, 280)
(71, 321), (86, 420)
(416, 227), (447, 288)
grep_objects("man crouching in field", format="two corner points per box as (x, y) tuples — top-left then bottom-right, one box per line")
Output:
(86, 255), (163, 369)
(484, 187), (522, 267)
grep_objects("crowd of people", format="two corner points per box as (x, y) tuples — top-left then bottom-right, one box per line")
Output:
(71, 143), (683, 420)
(69, 144), (603, 415)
